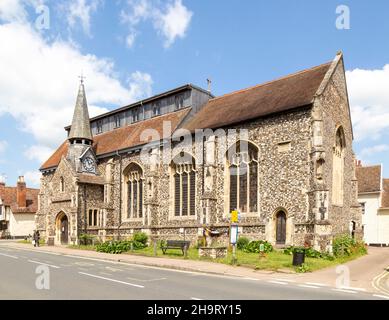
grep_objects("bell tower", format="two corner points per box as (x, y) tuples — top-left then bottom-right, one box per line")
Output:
(67, 77), (96, 174)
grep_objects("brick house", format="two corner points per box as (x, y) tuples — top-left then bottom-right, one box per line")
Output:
(0, 176), (39, 239)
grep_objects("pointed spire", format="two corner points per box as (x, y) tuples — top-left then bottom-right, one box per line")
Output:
(68, 80), (93, 141)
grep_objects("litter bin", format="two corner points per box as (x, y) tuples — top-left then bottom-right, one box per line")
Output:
(292, 249), (305, 266)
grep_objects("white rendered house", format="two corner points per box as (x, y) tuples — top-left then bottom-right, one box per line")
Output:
(356, 163), (389, 246)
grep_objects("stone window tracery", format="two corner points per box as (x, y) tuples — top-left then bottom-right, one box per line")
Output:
(227, 141), (259, 214)
(125, 163), (144, 219)
(172, 154), (196, 217)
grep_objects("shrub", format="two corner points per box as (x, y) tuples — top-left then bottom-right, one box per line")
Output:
(296, 263), (311, 273)
(131, 232), (148, 250)
(237, 237), (250, 250)
(79, 233), (96, 246)
(243, 240), (273, 253)
(283, 246), (334, 260)
(133, 232), (148, 245)
(96, 240), (133, 254)
(332, 234), (356, 257)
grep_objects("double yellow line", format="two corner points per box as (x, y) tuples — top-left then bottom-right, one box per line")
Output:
(372, 268), (389, 296)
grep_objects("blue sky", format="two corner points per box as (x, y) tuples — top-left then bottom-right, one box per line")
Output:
(0, 0), (389, 187)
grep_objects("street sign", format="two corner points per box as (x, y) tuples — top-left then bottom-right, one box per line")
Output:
(231, 210), (238, 223)
(230, 224), (238, 244)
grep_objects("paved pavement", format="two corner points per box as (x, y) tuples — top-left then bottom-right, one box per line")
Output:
(0, 241), (388, 300)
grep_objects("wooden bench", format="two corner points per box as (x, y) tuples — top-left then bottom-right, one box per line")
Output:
(161, 240), (190, 255)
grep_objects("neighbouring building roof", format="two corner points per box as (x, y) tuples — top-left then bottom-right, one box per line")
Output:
(382, 179), (389, 208)
(41, 108), (191, 170)
(356, 165), (382, 193)
(0, 186), (39, 214)
(183, 62), (332, 131)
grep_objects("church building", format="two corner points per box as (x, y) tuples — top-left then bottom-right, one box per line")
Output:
(36, 52), (362, 251)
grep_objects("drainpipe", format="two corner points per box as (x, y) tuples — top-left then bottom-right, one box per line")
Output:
(84, 185), (87, 236)
(117, 150), (123, 240)
(202, 135), (206, 225)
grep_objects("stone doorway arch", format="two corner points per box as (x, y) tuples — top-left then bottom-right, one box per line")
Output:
(276, 211), (287, 244)
(55, 212), (69, 245)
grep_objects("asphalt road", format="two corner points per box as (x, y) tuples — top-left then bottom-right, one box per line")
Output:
(0, 245), (385, 300)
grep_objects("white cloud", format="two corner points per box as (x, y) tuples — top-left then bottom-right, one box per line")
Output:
(359, 144), (389, 157)
(154, 0), (193, 48)
(0, 21), (153, 164)
(121, 0), (193, 48)
(24, 145), (54, 163)
(125, 32), (136, 48)
(0, 140), (7, 154)
(0, 0), (27, 22)
(346, 65), (389, 141)
(24, 170), (41, 187)
(66, 0), (102, 36)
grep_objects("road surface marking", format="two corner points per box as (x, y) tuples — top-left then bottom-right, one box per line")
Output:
(274, 278), (295, 283)
(268, 280), (288, 285)
(373, 294), (389, 300)
(332, 288), (357, 294)
(372, 270), (389, 296)
(127, 277), (167, 282)
(298, 284), (320, 289)
(79, 272), (145, 288)
(75, 262), (95, 267)
(191, 297), (203, 300)
(99, 272), (113, 276)
(0, 252), (18, 259)
(105, 266), (123, 272)
(28, 260), (60, 269)
(339, 286), (366, 292)
(305, 282), (327, 287)
(244, 277), (260, 281)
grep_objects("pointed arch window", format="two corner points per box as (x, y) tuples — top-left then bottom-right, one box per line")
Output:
(171, 154), (196, 216)
(332, 127), (345, 205)
(124, 163), (144, 219)
(227, 141), (259, 214)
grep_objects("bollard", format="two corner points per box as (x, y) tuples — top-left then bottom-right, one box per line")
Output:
(130, 242), (134, 252)
(184, 245), (188, 259)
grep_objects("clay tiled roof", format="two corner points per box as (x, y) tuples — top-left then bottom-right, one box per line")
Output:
(77, 174), (105, 185)
(41, 108), (191, 170)
(356, 165), (382, 193)
(382, 179), (389, 208)
(184, 62), (332, 131)
(0, 186), (39, 214)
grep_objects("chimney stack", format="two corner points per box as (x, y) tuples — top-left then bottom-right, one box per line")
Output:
(17, 176), (26, 208)
(0, 175), (5, 194)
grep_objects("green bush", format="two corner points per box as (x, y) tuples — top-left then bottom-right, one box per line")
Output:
(332, 234), (356, 257)
(96, 240), (133, 254)
(296, 263), (311, 273)
(243, 240), (273, 253)
(79, 233), (96, 245)
(237, 237), (250, 250)
(133, 232), (148, 245)
(283, 246), (334, 260)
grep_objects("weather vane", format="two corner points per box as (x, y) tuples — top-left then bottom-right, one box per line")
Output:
(78, 72), (86, 84)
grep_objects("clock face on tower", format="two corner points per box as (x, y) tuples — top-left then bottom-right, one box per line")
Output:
(82, 156), (95, 173)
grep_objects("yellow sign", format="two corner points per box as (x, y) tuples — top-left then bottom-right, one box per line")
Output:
(231, 210), (238, 223)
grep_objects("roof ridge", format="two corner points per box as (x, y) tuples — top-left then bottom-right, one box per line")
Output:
(92, 107), (191, 139)
(358, 165), (382, 169)
(210, 61), (332, 102)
